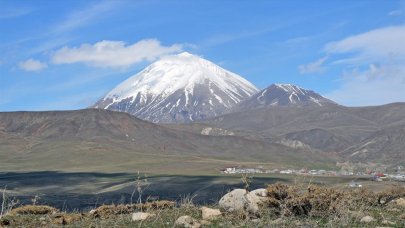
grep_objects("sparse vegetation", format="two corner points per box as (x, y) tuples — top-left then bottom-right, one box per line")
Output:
(0, 184), (404, 227)
(0, 187), (19, 219)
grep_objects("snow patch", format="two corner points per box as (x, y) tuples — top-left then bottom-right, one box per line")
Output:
(104, 52), (258, 103)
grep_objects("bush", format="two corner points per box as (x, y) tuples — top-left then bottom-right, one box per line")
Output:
(8, 205), (58, 215)
(266, 183), (405, 218)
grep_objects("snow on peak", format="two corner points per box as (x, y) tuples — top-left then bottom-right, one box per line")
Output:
(104, 52), (258, 103)
(272, 84), (306, 94)
(176, 51), (194, 57)
(249, 83), (336, 107)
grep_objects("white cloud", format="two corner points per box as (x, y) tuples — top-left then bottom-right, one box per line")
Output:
(51, 39), (183, 68)
(326, 64), (405, 106)
(18, 59), (47, 72)
(325, 25), (405, 64)
(299, 56), (328, 74)
(321, 25), (405, 106)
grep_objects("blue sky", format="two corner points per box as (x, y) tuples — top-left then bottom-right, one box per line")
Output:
(1, 0), (405, 111)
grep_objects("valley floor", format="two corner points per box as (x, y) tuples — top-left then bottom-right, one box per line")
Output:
(0, 172), (402, 211)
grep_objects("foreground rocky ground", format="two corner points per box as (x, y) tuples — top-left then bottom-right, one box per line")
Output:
(1, 184), (404, 227)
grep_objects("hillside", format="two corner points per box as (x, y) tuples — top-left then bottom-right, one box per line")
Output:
(0, 109), (337, 174)
(169, 103), (405, 166)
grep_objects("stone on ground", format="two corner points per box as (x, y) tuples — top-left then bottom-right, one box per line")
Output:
(131, 212), (155, 221)
(201, 207), (221, 220)
(360, 215), (376, 223)
(219, 188), (266, 215)
(174, 215), (201, 228)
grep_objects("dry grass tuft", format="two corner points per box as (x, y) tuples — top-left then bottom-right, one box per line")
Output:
(8, 205), (58, 216)
(52, 213), (84, 225)
(89, 200), (176, 218)
(139, 200), (175, 210)
(89, 204), (134, 218)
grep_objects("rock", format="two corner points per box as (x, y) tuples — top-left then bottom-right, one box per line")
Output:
(248, 188), (268, 205)
(174, 215), (201, 228)
(382, 219), (395, 225)
(131, 212), (155, 222)
(249, 188), (267, 198)
(219, 188), (264, 215)
(360, 216), (375, 223)
(219, 189), (248, 214)
(200, 220), (211, 225)
(271, 218), (283, 225)
(89, 209), (97, 215)
(201, 207), (221, 220)
(393, 197), (405, 207)
(39, 217), (46, 222)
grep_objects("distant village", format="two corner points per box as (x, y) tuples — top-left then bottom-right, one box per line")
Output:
(220, 166), (405, 182)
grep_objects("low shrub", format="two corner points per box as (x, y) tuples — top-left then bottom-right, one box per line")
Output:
(266, 183), (405, 218)
(8, 205), (58, 215)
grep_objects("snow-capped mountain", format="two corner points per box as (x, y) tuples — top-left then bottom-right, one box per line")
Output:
(232, 83), (337, 111)
(93, 52), (259, 123)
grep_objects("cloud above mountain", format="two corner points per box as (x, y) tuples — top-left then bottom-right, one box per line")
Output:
(18, 59), (47, 72)
(312, 25), (405, 106)
(51, 39), (183, 68)
(325, 25), (405, 65)
(299, 56), (328, 74)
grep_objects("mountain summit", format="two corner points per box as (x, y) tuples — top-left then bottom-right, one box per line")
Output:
(232, 83), (336, 111)
(93, 52), (259, 123)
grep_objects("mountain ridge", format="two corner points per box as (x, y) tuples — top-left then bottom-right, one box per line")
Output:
(231, 83), (337, 112)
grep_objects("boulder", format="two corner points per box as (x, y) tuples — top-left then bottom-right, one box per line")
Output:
(219, 189), (248, 214)
(360, 215), (375, 223)
(201, 207), (221, 220)
(131, 212), (155, 222)
(249, 188), (267, 198)
(219, 188), (265, 215)
(174, 215), (201, 228)
(248, 188), (268, 205)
